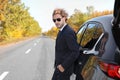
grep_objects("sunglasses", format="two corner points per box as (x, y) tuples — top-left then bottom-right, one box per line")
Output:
(53, 18), (62, 22)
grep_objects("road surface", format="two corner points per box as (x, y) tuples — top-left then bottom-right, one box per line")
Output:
(0, 36), (75, 80)
(0, 36), (55, 80)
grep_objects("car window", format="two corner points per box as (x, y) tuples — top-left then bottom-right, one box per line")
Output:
(77, 24), (87, 44)
(95, 25), (104, 51)
(96, 32), (108, 57)
(80, 23), (103, 50)
(96, 24), (103, 38)
(80, 23), (97, 49)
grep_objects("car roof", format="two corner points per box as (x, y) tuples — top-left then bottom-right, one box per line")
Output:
(86, 14), (113, 30)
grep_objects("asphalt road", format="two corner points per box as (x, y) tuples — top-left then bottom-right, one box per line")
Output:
(0, 36), (55, 80)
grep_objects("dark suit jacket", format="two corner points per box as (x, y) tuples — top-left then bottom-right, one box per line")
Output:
(55, 24), (80, 74)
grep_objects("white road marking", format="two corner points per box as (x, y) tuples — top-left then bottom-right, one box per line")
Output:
(25, 49), (31, 54)
(36, 40), (40, 43)
(0, 71), (9, 80)
(34, 43), (37, 46)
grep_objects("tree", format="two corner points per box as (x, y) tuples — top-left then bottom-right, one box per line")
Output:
(68, 9), (89, 32)
(0, 0), (42, 42)
(86, 6), (94, 15)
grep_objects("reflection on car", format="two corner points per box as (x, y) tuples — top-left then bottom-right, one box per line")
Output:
(98, 32), (108, 57)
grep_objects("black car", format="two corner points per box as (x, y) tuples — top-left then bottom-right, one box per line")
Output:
(76, 14), (120, 80)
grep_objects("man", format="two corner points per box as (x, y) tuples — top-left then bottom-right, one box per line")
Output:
(51, 8), (80, 80)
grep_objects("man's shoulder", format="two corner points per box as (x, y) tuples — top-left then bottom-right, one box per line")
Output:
(63, 25), (76, 37)
(64, 25), (74, 33)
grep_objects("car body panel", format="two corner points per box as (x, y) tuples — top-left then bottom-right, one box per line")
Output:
(77, 14), (120, 80)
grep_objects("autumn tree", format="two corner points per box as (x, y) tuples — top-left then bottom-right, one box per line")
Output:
(0, 0), (41, 42)
(67, 9), (89, 32)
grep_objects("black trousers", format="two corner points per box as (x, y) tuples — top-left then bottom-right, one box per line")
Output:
(52, 68), (72, 80)
(76, 75), (84, 80)
(74, 64), (84, 80)
(74, 54), (88, 80)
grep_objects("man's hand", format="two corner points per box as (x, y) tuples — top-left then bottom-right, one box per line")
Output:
(57, 64), (65, 72)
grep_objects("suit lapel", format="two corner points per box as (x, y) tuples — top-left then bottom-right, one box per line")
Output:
(56, 25), (68, 40)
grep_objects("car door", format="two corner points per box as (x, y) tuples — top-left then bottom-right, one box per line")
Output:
(76, 21), (114, 80)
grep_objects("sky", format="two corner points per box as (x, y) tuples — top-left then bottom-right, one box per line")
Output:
(21, 0), (114, 32)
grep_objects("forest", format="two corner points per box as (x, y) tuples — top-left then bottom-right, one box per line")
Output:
(0, 0), (41, 44)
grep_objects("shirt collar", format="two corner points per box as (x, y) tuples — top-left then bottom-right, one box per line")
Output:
(60, 23), (67, 31)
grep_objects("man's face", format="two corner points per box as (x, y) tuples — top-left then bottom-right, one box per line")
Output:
(53, 14), (65, 29)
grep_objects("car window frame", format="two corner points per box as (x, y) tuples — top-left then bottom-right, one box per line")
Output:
(77, 21), (104, 51)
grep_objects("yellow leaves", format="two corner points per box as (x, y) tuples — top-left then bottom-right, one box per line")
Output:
(0, 0), (42, 43)
(91, 10), (113, 18)
(0, 0), (7, 21)
(11, 0), (20, 3)
(42, 26), (59, 38)
(0, 13), (5, 21)
(51, 27), (58, 32)
(4, 27), (23, 39)
(10, 29), (23, 39)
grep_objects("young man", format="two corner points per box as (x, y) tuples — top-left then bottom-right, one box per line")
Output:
(51, 8), (80, 80)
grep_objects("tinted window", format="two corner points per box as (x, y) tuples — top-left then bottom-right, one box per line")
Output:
(77, 24), (87, 44)
(81, 23), (97, 49)
(95, 25), (104, 51)
(96, 32), (109, 57)
(81, 23), (103, 49)
(96, 24), (104, 39)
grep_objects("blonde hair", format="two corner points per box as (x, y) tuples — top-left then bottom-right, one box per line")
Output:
(52, 8), (68, 18)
